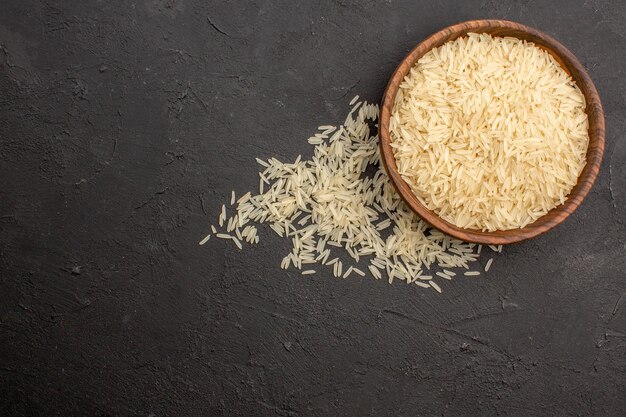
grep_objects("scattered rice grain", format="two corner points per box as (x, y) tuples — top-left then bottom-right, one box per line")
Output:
(485, 258), (493, 272)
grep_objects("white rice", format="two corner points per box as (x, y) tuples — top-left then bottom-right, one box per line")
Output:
(201, 96), (496, 292)
(429, 281), (442, 293)
(343, 266), (353, 278)
(485, 258), (493, 272)
(368, 265), (382, 280)
(353, 268), (365, 277)
(390, 33), (589, 232)
(436, 271), (452, 280)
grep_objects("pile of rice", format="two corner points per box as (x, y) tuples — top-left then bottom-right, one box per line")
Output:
(200, 97), (500, 293)
(390, 33), (589, 231)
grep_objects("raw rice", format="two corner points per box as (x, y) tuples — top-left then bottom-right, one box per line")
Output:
(368, 265), (382, 280)
(343, 266), (353, 278)
(429, 281), (442, 293)
(353, 268), (365, 277)
(201, 96), (497, 292)
(390, 33), (589, 232)
(485, 258), (494, 272)
(198, 234), (211, 245)
(436, 271), (452, 280)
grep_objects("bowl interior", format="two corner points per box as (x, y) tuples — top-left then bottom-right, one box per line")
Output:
(379, 19), (605, 245)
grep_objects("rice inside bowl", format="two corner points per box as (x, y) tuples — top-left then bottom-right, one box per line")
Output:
(390, 33), (589, 232)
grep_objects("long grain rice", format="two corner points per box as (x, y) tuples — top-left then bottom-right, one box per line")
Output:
(485, 258), (493, 272)
(201, 96), (497, 292)
(390, 33), (589, 232)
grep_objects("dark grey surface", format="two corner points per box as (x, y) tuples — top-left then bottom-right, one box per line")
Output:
(1, 0), (625, 416)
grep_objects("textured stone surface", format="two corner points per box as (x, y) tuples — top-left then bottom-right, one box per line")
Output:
(1, 0), (624, 415)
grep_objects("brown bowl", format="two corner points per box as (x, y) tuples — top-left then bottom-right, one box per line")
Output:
(379, 19), (605, 245)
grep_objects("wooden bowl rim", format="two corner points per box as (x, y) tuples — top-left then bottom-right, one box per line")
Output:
(379, 19), (605, 245)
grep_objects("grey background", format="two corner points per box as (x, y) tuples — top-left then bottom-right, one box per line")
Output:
(1, 0), (625, 416)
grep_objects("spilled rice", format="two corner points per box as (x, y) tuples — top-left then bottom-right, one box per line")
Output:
(200, 97), (500, 292)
